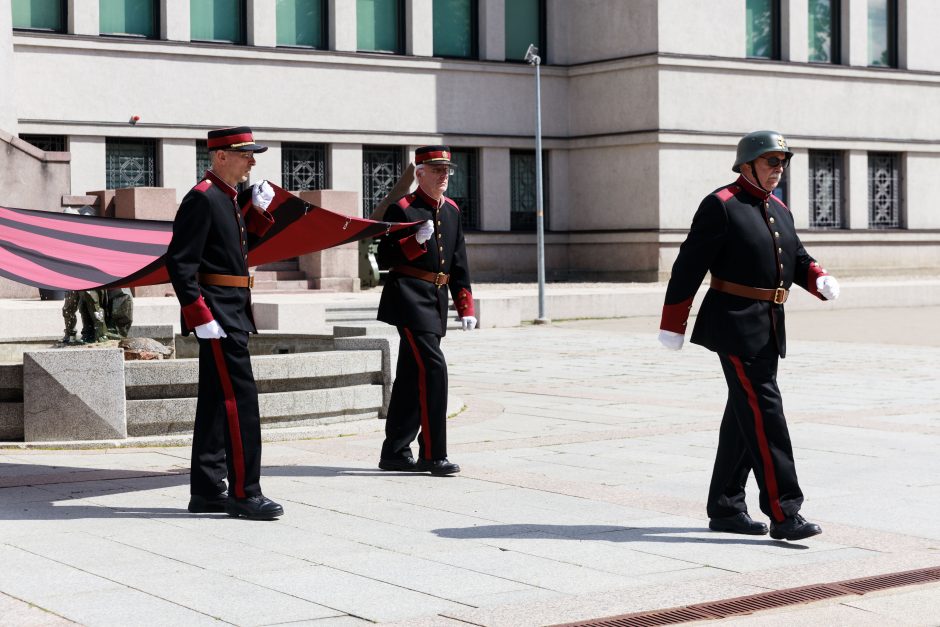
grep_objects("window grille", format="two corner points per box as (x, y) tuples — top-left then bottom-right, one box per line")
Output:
(448, 148), (479, 230)
(510, 150), (548, 232)
(362, 146), (404, 217)
(808, 150), (844, 228)
(19, 134), (67, 152)
(282, 143), (328, 191)
(868, 153), (901, 229)
(106, 138), (158, 189)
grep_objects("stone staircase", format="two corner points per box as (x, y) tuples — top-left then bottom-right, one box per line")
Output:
(252, 259), (310, 292)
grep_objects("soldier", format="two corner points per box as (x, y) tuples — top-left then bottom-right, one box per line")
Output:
(658, 130), (840, 542)
(166, 126), (283, 520)
(79, 289), (111, 343)
(105, 288), (134, 337)
(376, 146), (476, 476)
(61, 289), (82, 344)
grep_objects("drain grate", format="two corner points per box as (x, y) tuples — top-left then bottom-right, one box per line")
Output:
(553, 565), (940, 627)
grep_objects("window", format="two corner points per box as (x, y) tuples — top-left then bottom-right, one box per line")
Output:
(106, 138), (158, 189)
(100, 0), (157, 38)
(505, 0), (543, 62)
(195, 140), (210, 182)
(868, 0), (897, 67)
(868, 152), (901, 228)
(447, 148), (478, 229)
(191, 0), (245, 44)
(282, 143), (328, 191)
(12, 0), (66, 31)
(808, 0), (840, 63)
(808, 150), (844, 228)
(19, 134), (67, 151)
(433, 0), (476, 59)
(746, 0), (779, 59)
(276, 0), (326, 48)
(357, 0), (403, 53)
(772, 167), (788, 206)
(510, 150), (548, 232)
(362, 145), (404, 217)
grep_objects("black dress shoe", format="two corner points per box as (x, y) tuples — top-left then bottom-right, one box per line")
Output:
(709, 512), (769, 535)
(416, 458), (460, 476)
(378, 457), (420, 471)
(225, 495), (284, 520)
(188, 491), (228, 514)
(770, 514), (822, 541)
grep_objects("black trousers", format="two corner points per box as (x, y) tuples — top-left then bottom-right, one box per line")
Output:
(381, 327), (448, 461)
(707, 343), (804, 523)
(191, 331), (262, 499)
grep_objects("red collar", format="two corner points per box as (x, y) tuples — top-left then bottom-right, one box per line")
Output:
(415, 186), (445, 208)
(735, 174), (771, 201)
(205, 170), (238, 200)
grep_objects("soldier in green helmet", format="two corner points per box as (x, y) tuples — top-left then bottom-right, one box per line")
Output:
(658, 130), (841, 542)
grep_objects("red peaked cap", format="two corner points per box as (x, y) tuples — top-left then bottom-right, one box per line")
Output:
(415, 145), (457, 167)
(207, 126), (268, 153)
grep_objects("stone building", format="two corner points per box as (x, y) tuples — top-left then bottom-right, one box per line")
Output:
(2, 0), (938, 286)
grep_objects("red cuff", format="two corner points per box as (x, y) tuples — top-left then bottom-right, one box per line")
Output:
(806, 262), (829, 300)
(246, 206), (275, 237)
(400, 235), (427, 261)
(455, 288), (475, 318)
(660, 297), (693, 334)
(181, 295), (214, 329)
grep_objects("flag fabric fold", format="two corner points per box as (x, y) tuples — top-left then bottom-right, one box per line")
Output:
(0, 183), (416, 292)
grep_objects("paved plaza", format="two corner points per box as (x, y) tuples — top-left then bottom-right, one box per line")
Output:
(0, 305), (938, 626)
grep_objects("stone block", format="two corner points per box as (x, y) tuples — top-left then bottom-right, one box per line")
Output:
(0, 403), (23, 440)
(252, 302), (328, 333)
(86, 190), (116, 217)
(474, 296), (522, 328)
(114, 187), (177, 221)
(297, 190), (360, 292)
(334, 335), (393, 419)
(23, 348), (127, 441)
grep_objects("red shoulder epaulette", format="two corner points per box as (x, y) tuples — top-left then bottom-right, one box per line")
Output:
(769, 194), (790, 212)
(194, 179), (212, 193)
(396, 194), (416, 209)
(443, 197), (460, 212)
(715, 184), (740, 202)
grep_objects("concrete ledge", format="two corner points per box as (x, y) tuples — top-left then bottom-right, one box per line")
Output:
(253, 301), (328, 333)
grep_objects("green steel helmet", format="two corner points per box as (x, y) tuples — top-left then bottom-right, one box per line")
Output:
(732, 130), (794, 173)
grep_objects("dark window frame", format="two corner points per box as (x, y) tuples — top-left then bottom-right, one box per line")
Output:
(281, 142), (329, 191)
(275, 0), (329, 49)
(868, 0), (898, 68)
(432, 0), (478, 60)
(745, 0), (781, 60)
(447, 147), (479, 230)
(504, 0), (546, 63)
(808, 150), (845, 229)
(808, 0), (841, 64)
(357, 0), (406, 55)
(509, 148), (549, 233)
(98, 0), (161, 39)
(19, 134), (68, 152)
(867, 151), (903, 229)
(190, 0), (247, 45)
(105, 137), (160, 190)
(11, 0), (68, 33)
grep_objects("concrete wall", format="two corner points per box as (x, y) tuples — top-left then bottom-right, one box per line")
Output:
(0, 1), (16, 133)
(548, 0), (658, 65)
(0, 130), (70, 211)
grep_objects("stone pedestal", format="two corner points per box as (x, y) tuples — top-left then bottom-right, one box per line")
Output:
(23, 348), (127, 442)
(114, 187), (177, 221)
(253, 302), (328, 333)
(87, 190), (117, 217)
(297, 190), (361, 291)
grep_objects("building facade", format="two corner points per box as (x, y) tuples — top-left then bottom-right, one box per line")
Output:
(2, 0), (939, 282)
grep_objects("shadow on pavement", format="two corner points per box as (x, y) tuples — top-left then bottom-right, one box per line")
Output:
(432, 523), (811, 548)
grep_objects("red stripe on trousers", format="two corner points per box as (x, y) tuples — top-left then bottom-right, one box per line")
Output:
(402, 328), (432, 460)
(729, 355), (785, 522)
(210, 339), (247, 498)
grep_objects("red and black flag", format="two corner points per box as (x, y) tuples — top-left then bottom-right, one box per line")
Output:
(0, 183), (416, 292)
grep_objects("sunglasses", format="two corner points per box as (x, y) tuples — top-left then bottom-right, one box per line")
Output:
(762, 156), (791, 168)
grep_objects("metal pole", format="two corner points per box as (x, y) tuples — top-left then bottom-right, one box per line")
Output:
(530, 46), (549, 324)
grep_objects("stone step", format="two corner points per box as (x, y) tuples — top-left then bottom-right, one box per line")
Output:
(255, 260), (299, 272)
(252, 279), (311, 292)
(252, 270), (307, 281)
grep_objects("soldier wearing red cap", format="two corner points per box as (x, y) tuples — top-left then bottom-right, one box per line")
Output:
(375, 145), (476, 476)
(658, 130), (841, 541)
(166, 126), (284, 520)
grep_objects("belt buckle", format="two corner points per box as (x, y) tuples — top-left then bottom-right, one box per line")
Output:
(248, 276), (254, 289)
(434, 272), (446, 287)
(773, 287), (787, 304)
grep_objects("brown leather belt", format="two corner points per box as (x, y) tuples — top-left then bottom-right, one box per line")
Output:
(710, 277), (788, 304)
(197, 273), (254, 289)
(391, 266), (450, 286)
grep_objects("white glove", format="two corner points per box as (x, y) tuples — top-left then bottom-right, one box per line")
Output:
(251, 180), (274, 211)
(194, 320), (227, 339)
(816, 275), (840, 300)
(415, 220), (434, 244)
(460, 316), (477, 331)
(658, 329), (684, 351)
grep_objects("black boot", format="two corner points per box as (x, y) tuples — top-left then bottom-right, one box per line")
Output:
(770, 514), (822, 541)
(709, 512), (768, 535)
(225, 495), (284, 520)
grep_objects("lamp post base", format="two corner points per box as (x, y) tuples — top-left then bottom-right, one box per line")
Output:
(533, 317), (552, 325)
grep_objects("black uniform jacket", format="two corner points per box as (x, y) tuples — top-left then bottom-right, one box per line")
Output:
(376, 187), (474, 337)
(661, 175), (829, 358)
(166, 170), (274, 335)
